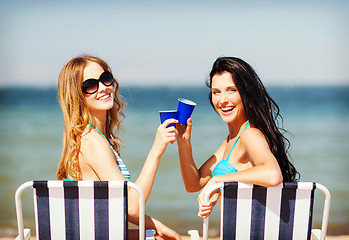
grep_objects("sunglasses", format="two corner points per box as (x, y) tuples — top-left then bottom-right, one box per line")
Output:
(81, 71), (114, 94)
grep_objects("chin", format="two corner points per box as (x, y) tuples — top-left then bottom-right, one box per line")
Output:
(93, 103), (114, 112)
(105, 103), (114, 111)
(219, 114), (234, 123)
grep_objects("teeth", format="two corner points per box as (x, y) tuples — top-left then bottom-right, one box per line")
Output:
(221, 107), (234, 112)
(99, 93), (110, 100)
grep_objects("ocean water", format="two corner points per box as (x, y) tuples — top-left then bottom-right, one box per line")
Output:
(0, 86), (348, 236)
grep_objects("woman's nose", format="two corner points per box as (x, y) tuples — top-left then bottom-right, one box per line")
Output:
(98, 81), (107, 92)
(219, 92), (228, 104)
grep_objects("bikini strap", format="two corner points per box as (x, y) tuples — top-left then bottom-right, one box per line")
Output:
(87, 121), (108, 141)
(225, 121), (250, 160)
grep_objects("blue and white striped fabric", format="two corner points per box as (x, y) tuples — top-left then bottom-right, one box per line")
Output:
(112, 149), (131, 180)
(221, 182), (316, 240)
(32, 180), (128, 240)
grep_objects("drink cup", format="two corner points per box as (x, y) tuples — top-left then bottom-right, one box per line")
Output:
(159, 110), (178, 128)
(177, 98), (196, 125)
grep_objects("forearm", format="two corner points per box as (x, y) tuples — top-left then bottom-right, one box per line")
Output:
(135, 147), (162, 203)
(129, 214), (179, 240)
(177, 140), (201, 192)
(128, 213), (157, 230)
(132, 120), (177, 203)
(211, 164), (283, 187)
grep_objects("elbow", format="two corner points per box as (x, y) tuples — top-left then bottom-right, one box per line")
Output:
(185, 185), (200, 193)
(127, 188), (142, 219)
(128, 203), (140, 219)
(267, 168), (283, 187)
(185, 181), (210, 193)
(184, 182), (202, 193)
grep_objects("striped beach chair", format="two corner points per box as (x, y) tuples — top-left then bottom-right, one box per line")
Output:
(15, 180), (150, 240)
(189, 182), (331, 240)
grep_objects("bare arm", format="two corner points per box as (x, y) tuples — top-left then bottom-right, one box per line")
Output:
(134, 119), (178, 203)
(82, 118), (178, 201)
(176, 119), (224, 192)
(197, 128), (283, 219)
(209, 128), (283, 187)
(129, 215), (181, 240)
(81, 120), (180, 239)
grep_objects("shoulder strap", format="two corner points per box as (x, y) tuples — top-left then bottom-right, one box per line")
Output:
(226, 121), (250, 160)
(87, 122), (108, 141)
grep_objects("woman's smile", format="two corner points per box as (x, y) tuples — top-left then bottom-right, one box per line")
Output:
(97, 92), (112, 102)
(220, 106), (235, 115)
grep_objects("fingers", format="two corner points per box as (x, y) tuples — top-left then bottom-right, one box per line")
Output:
(161, 130), (177, 143)
(155, 222), (182, 240)
(197, 187), (220, 219)
(197, 192), (211, 219)
(161, 119), (178, 129)
(197, 201), (213, 219)
(176, 118), (192, 142)
(187, 118), (192, 126)
(198, 208), (212, 219)
(157, 120), (178, 145)
(167, 127), (178, 142)
(160, 119), (178, 141)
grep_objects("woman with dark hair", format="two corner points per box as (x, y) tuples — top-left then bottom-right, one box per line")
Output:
(176, 56), (299, 219)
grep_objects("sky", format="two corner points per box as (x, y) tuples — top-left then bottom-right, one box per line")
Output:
(0, 0), (348, 87)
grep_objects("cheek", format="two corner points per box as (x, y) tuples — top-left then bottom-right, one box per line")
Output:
(85, 96), (95, 107)
(235, 98), (245, 112)
(231, 92), (242, 104)
(110, 86), (115, 96)
(211, 96), (219, 106)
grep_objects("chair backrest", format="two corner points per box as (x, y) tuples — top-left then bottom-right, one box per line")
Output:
(15, 180), (145, 240)
(203, 182), (331, 240)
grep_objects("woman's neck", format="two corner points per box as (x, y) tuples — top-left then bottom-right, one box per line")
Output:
(227, 119), (250, 140)
(89, 112), (107, 135)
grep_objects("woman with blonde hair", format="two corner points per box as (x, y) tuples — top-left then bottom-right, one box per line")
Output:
(57, 55), (181, 239)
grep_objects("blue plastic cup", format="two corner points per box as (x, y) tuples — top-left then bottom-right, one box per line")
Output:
(159, 110), (178, 128)
(177, 98), (196, 125)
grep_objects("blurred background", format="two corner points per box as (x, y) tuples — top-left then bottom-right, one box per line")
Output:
(0, 0), (348, 237)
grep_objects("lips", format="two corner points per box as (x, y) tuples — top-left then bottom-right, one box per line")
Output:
(221, 107), (234, 113)
(219, 106), (235, 116)
(97, 92), (112, 101)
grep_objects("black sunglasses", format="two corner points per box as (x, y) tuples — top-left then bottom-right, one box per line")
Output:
(81, 71), (114, 94)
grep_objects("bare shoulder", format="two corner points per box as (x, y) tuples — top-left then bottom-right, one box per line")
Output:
(241, 127), (265, 138)
(240, 127), (268, 146)
(80, 130), (111, 164)
(81, 130), (106, 149)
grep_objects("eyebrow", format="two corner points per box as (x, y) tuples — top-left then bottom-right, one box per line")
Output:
(211, 85), (236, 89)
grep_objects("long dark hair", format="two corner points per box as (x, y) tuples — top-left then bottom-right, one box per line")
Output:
(207, 56), (299, 182)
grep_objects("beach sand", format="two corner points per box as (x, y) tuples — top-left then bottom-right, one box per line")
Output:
(1, 227), (348, 240)
(1, 235), (348, 240)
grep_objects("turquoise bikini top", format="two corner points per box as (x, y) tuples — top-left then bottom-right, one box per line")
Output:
(87, 122), (130, 180)
(64, 122), (130, 181)
(212, 121), (250, 177)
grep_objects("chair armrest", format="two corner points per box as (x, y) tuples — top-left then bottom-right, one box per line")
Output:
(15, 228), (31, 240)
(311, 229), (328, 240)
(146, 229), (156, 240)
(188, 230), (200, 240)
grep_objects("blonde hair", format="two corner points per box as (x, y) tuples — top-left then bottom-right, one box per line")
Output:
(56, 55), (125, 180)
